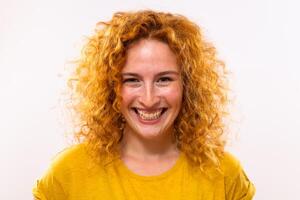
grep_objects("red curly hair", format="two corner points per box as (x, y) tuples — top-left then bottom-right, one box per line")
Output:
(69, 10), (229, 169)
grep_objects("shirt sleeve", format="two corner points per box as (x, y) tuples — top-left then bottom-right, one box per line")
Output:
(32, 180), (47, 200)
(32, 146), (78, 200)
(32, 144), (89, 199)
(223, 154), (256, 200)
(32, 167), (67, 200)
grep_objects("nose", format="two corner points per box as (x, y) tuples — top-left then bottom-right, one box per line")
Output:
(138, 83), (160, 108)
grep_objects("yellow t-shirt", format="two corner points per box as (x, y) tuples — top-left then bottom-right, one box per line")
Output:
(33, 144), (255, 200)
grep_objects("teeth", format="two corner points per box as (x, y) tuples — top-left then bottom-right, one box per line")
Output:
(136, 109), (164, 120)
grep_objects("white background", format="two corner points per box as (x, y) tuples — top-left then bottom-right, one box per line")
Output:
(1, 0), (299, 199)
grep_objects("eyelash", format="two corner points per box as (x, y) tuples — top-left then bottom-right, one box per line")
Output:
(122, 77), (173, 85)
(122, 78), (139, 83)
(157, 77), (172, 82)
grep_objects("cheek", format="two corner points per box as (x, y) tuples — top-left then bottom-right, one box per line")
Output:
(120, 88), (130, 107)
(163, 85), (183, 107)
(120, 87), (136, 108)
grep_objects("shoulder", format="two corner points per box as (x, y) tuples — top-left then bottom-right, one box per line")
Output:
(48, 142), (106, 180)
(39, 143), (94, 182)
(50, 143), (90, 170)
(219, 152), (242, 178)
(219, 152), (256, 200)
(33, 143), (97, 199)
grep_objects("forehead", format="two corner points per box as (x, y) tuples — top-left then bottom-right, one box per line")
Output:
(122, 39), (179, 74)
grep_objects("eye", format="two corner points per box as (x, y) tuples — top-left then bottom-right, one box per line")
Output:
(122, 77), (141, 87)
(123, 78), (139, 83)
(156, 76), (173, 86)
(159, 77), (172, 82)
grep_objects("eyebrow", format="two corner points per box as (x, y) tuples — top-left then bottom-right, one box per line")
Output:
(121, 71), (180, 77)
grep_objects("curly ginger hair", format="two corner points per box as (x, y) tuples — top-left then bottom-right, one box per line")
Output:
(69, 10), (229, 169)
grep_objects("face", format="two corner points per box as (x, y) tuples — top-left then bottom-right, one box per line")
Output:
(120, 39), (183, 140)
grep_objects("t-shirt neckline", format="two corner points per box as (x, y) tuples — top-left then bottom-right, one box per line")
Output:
(116, 152), (185, 181)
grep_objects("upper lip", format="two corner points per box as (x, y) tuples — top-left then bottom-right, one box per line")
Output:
(134, 107), (166, 111)
(132, 107), (167, 113)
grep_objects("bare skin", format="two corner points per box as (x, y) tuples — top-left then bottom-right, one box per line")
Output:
(120, 126), (180, 176)
(120, 39), (183, 176)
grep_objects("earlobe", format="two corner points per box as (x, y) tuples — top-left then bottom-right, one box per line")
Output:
(119, 115), (126, 131)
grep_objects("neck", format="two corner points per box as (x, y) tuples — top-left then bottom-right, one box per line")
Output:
(120, 127), (179, 161)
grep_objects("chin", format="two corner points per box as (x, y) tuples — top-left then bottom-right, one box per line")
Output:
(127, 123), (173, 140)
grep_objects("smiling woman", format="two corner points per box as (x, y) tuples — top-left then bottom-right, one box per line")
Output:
(121, 39), (182, 139)
(33, 10), (255, 199)
(120, 39), (183, 175)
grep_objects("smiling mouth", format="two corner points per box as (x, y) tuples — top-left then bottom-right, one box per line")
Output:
(133, 108), (167, 120)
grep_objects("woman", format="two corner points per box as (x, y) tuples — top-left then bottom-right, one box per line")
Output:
(33, 10), (255, 199)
